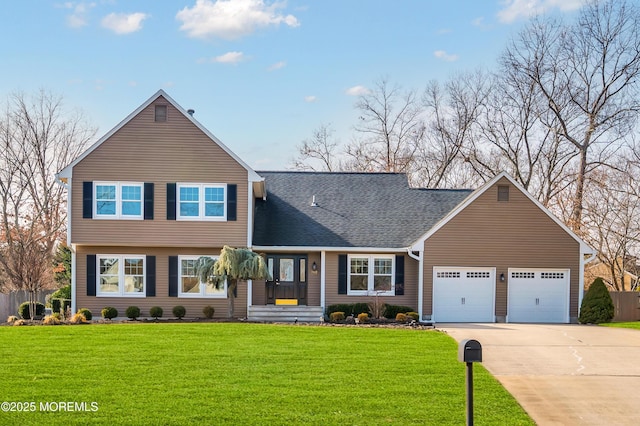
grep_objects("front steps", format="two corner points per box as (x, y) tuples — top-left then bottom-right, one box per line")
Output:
(248, 305), (324, 323)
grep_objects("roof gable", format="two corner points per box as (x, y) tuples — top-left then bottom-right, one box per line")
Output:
(409, 172), (594, 253)
(57, 90), (262, 183)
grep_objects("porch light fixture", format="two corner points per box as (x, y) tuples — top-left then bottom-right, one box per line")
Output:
(500, 273), (505, 282)
(312, 261), (318, 272)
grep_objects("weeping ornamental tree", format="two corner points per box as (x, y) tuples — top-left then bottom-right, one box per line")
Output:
(195, 246), (271, 319)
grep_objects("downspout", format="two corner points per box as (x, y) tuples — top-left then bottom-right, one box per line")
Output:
(56, 174), (76, 314)
(579, 248), (597, 320)
(407, 248), (424, 321)
(71, 249), (77, 314)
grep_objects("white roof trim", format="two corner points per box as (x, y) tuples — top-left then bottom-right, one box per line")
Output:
(57, 89), (263, 183)
(410, 171), (594, 254)
(251, 246), (408, 253)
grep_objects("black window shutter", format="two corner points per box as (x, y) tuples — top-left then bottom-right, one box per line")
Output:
(338, 254), (347, 294)
(83, 181), (93, 219)
(167, 183), (176, 220)
(395, 255), (405, 296)
(168, 256), (178, 297)
(227, 184), (237, 221)
(146, 256), (156, 297)
(87, 254), (96, 296)
(144, 183), (154, 220)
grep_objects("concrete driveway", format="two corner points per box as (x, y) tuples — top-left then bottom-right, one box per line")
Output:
(438, 323), (640, 426)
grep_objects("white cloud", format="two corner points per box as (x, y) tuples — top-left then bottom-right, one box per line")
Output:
(497, 0), (585, 23)
(176, 0), (300, 40)
(267, 61), (286, 71)
(304, 95), (317, 103)
(433, 50), (459, 62)
(213, 51), (245, 64)
(62, 2), (96, 28)
(345, 85), (370, 96)
(101, 12), (149, 34)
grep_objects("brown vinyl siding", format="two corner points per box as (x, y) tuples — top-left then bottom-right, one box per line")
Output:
(76, 246), (247, 318)
(71, 97), (248, 247)
(324, 253), (419, 311)
(422, 178), (580, 321)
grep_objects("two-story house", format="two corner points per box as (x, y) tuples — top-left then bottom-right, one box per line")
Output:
(57, 90), (594, 323)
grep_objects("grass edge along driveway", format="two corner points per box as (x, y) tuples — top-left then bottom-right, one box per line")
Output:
(601, 321), (640, 330)
(0, 323), (533, 425)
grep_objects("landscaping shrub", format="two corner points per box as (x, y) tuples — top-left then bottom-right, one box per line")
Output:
(126, 306), (141, 320)
(6, 315), (19, 324)
(579, 277), (614, 324)
(12, 319), (26, 326)
(329, 312), (345, 322)
(43, 315), (61, 325)
(173, 305), (186, 319)
(101, 307), (118, 320)
(78, 308), (92, 321)
(326, 304), (353, 317)
(352, 303), (370, 316)
(395, 313), (409, 323)
(203, 305), (215, 319)
(51, 312), (62, 321)
(18, 302), (45, 319)
(150, 306), (163, 319)
(406, 312), (419, 321)
(69, 313), (86, 324)
(357, 312), (370, 324)
(383, 305), (415, 319)
(50, 285), (71, 314)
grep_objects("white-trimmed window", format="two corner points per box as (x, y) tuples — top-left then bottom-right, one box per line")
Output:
(94, 182), (143, 219)
(348, 255), (394, 296)
(178, 255), (226, 298)
(177, 184), (226, 221)
(97, 255), (145, 297)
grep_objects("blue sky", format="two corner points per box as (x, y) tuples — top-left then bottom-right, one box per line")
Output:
(0, 0), (585, 170)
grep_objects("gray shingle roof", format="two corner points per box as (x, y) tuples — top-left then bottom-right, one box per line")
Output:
(253, 171), (472, 248)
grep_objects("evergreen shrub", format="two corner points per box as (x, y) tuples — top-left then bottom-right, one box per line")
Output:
(579, 277), (614, 324)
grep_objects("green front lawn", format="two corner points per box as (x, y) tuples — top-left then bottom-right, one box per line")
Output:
(0, 323), (532, 425)
(601, 321), (640, 330)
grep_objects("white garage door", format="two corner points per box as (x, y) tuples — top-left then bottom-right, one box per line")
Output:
(507, 269), (569, 323)
(433, 267), (495, 322)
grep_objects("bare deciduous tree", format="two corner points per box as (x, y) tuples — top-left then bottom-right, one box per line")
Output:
(582, 167), (640, 291)
(501, 0), (640, 230)
(290, 123), (343, 171)
(0, 90), (95, 317)
(346, 78), (425, 174)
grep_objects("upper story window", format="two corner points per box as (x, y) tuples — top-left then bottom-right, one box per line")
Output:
(177, 183), (226, 221)
(178, 255), (226, 298)
(97, 255), (145, 297)
(94, 182), (143, 219)
(348, 254), (395, 296)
